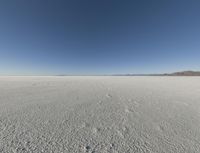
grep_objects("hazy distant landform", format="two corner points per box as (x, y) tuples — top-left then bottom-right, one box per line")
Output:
(114, 71), (200, 76)
(165, 71), (200, 76)
(0, 76), (200, 153)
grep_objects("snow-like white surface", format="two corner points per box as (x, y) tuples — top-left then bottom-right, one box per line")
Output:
(0, 76), (200, 153)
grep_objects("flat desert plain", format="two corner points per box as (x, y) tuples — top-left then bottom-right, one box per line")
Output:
(0, 76), (200, 153)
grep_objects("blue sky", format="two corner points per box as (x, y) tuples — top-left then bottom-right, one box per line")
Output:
(0, 0), (200, 75)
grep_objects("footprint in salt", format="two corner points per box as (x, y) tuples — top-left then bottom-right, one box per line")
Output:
(82, 122), (90, 128)
(92, 127), (101, 134)
(124, 106), (134, 114)
(106, 94), (112, 98)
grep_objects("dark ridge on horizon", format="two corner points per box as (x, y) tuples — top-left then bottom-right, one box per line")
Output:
(165, 70), (200, 76)
(55, 70), (200, 76)
(113, 71), (200, 76)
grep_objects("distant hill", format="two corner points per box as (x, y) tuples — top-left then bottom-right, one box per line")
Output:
(56, 71), (200, 76)
(113, 71), (200, 76)
(164, 71), (200, 76)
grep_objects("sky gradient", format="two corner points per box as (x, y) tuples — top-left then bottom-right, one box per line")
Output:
(0, 0), (200, 75)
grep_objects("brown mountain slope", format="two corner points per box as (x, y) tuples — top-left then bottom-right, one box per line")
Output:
(166, 71), (200, 76)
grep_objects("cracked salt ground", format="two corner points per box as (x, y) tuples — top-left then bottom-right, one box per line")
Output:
(0, 76), (200, 152)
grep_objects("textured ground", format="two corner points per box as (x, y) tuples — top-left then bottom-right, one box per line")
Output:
(0, 76), (200, 153)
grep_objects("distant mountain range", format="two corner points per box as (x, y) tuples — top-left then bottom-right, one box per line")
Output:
(163, 71), (200, 76)
(56, 71), (200, 76)
(113, 71), (200, 76)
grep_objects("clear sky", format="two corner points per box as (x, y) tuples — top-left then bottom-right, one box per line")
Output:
(0, 0), (200, 75)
